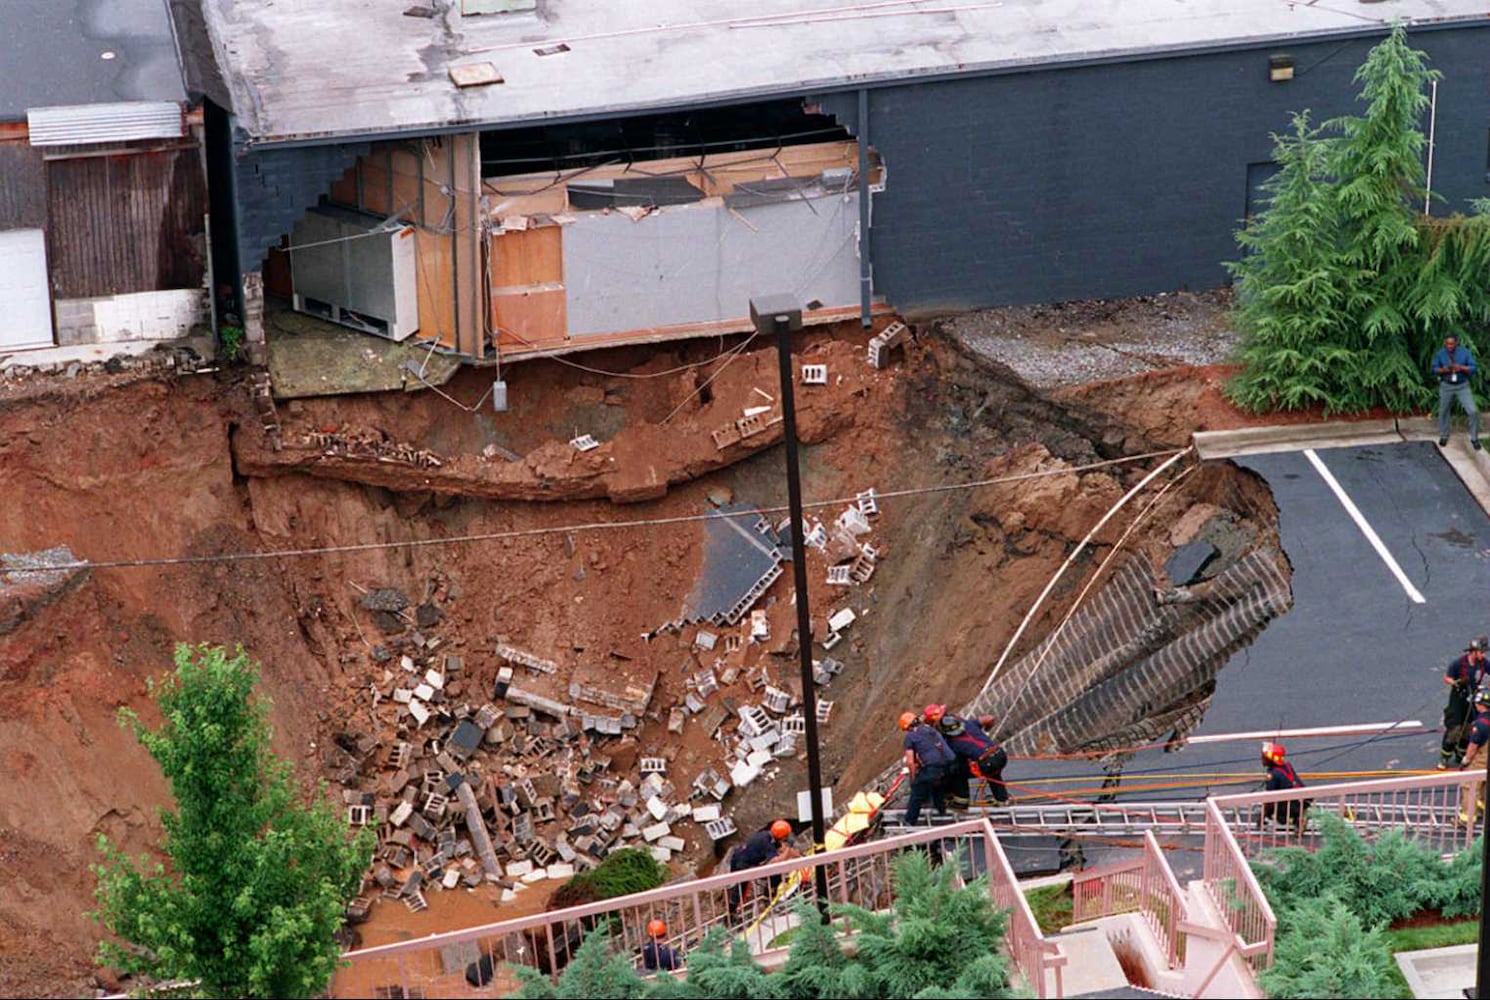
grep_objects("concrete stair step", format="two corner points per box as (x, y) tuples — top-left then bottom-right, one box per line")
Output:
(1048, 922), (1130, 996)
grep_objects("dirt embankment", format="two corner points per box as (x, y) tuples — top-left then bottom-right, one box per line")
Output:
(0, 315), (1283, 997)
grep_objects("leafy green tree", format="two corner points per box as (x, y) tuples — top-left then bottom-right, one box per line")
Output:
(92, 644), (373, 998)
(1259, 895), (1399, 999)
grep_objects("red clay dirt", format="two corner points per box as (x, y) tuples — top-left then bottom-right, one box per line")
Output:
(0, 310), (1294, 997)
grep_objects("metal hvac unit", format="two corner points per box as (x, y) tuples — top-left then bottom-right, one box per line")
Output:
(289, 205), (418, 341)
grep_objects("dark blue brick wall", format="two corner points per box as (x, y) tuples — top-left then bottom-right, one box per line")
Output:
(816, 26), (1490, 313)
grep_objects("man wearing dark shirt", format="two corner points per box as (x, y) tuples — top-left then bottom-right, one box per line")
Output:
(1260, 742), (1308, 832)
(927, 704), (1010, 805)
(900, 711), (954, 825)
(1432, 334), (1481, 449)
(1440, 637), (1488, 769)
(642, 919), (682, 972)
(726, 819), (793, 916)
(1458, 690), (1490, 824)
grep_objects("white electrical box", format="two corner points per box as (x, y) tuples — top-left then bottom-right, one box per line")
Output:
(290, 206), (419, 342)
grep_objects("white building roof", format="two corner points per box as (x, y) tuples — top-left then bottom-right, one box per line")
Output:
(205, 0), (1490, 146)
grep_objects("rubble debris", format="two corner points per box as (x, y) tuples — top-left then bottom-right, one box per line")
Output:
(496, 642), (558, 675)
(570, 434), (600, 452)
(360, 587), (410, 613)
(812, 658), (843, 685)
(453, 774), (503, 879)
(866, 320), (909, 369)
(569, 664), (656, 715)
(300, 429), (443, 468)
(705, 817), (738, 840)
(801, 363), (828, 385)
(329, 478), (894, 927)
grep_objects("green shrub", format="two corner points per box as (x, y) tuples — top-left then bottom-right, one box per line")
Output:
(1260, 895), (1400, 999)
(1253, 814), (1466, 928)
(512, 849), (1014, 999)
(551, 847), (668, 910)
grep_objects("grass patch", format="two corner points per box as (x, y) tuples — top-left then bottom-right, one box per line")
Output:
(1377, 918), (1478, 1000)
(1385, 919), (1478, 953)
(767, 926), (800, 950)
(1024, 883), (1073, 936)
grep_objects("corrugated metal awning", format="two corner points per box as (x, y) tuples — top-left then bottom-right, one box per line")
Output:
(27, 101), (184, 147)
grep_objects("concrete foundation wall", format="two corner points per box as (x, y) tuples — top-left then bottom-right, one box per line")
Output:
(54, 288), (208, 346)
(815, 24), (1490, 313)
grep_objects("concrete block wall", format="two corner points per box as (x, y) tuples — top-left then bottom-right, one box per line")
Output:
(814, 24), (1490, 313)
(233, 139), (371, 273)
(55, 289), (208, 346)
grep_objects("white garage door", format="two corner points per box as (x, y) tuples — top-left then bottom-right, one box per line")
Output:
(0, 229), (54, 350)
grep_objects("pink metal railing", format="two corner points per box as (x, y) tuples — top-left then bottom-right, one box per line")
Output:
(332, 817), (1068, 999)
(1209, 769), (1485, 858)
(1070, 830), (1183, 968)
(984, 820), (1068, 997)
(1202, 799), (1276, 972)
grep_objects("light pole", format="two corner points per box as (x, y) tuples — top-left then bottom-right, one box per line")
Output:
(749, 294), (831, 916)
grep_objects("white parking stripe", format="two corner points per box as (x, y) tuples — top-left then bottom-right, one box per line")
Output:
(1303, 448), (1427, 604)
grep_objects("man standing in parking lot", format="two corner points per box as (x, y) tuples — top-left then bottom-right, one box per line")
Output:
(1432, 334), (1481, 450)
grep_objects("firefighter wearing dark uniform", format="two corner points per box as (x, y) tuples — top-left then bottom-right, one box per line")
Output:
(726, 819), (792, 916)
(899, 711), (955, 825)
(1457, 689), (1490, 824)
(1259, 742), (1309, 832)
(642, 919), (682, 972)
(924, 703), (1010, 805)
(1441, 637), (1489, 769)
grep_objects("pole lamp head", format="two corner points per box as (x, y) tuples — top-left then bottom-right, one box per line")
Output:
(750, 294), (803, 335)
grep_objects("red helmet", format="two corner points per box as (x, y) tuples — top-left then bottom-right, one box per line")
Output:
(898, 711), (918, 731)
(647, 918), (667, 938)
(770, 819), (792, 840)
(1261, 742), (1286, 765)
(923, 704), (947, 724)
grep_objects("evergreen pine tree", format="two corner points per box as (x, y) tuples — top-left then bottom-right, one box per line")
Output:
(1226, 25), (1475, 415)
(832, 850), (1013, 999)
(1225, 112), (1351, 412)
(1327, 23), (1439, 410)
(665, 929), (782, 999)
(775, 902), (851, 999)
(512, 928), (646, 999)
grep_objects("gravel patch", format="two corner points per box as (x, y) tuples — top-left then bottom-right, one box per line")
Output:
(935, 289), (1240, 388)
